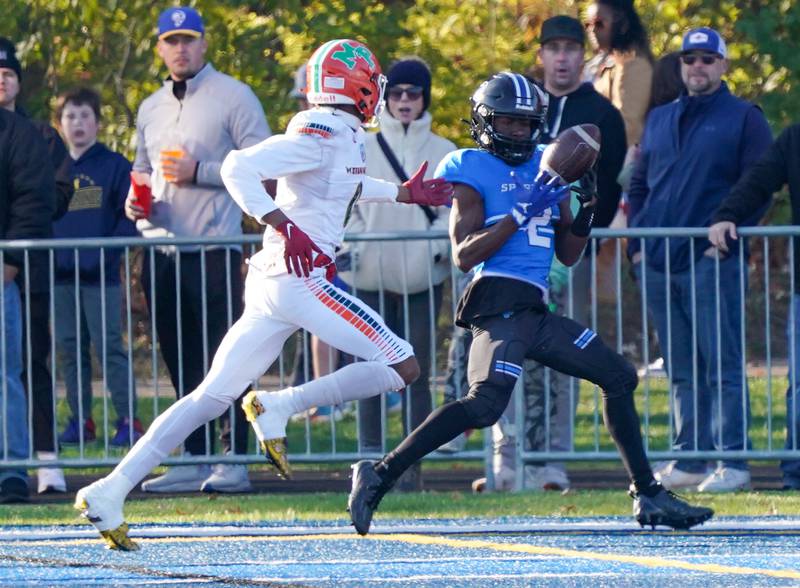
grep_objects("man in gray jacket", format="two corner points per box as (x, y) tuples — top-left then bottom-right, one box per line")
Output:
(124, 6), (270, 493)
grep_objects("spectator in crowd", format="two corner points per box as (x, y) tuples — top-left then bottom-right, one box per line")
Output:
(620, 51), (685, 381)
(0, 108), (56, 503)
(482, 15), (628, 492)
(341, 58), (455, 490)
(708, 123), (800, 491)
(124, 6), (270, 493)
(628, 27), (772, 492)
(53, 87), (141, 450)
(617, 51), (685, 195)
(584, 0), (653, 147)
(0, 36), (73, 495)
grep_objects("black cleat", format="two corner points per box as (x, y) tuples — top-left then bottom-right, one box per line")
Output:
(630, 484), (714, 530)
(347, 460), (394, 536)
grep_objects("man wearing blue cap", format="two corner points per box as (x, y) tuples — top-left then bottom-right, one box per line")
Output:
(123, 6), (271, 494)
(628, 27), (773, 492)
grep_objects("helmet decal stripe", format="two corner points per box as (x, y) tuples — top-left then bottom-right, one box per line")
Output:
(310, 39), (342, 94)
(500, 71), (535, 112)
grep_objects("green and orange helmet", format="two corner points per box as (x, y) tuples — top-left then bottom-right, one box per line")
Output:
(306, 39), (386, 123)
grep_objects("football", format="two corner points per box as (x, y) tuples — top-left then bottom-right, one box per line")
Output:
(540, 124), (601, 183)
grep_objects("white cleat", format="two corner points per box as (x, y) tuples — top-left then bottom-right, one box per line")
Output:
(74, 479), (138, 551)
(242, 390), (292, 479)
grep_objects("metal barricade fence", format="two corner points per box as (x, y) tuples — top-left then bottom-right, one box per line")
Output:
(0, 227), (797, 477)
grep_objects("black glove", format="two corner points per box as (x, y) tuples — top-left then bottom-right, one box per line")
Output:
(573, 166), (598, 205)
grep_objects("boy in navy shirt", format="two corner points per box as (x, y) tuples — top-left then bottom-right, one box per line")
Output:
(54, 88), (140, 449)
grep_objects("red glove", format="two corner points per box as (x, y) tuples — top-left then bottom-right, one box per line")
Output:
(275, 220), (322, 278)
(403, 161), (454, 206)
(313, 252), (337, 282)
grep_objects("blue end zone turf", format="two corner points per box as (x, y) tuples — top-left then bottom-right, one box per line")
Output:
(1, 517), (799, 586)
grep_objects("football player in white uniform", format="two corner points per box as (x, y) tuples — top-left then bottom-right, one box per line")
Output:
(74, 39), (453, 551)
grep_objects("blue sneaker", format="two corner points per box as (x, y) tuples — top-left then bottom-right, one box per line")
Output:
(59, 417), (96, 445)
(782, 476), (800, 491)
(110, 417), (144, 447)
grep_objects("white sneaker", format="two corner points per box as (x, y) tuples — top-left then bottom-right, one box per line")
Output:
(436, 432), (467, 454)
(638, 357), (667, 378)
(36, 452), (66, 494)
(140, 464), (211, 493)
(200, 464), (252, 493)
(37, 467), (66, 494)
(74, 476), (138, 551)
(697, 466), (751, 493)
(653, 461), (708, 491)
(524, 465), (570, 491)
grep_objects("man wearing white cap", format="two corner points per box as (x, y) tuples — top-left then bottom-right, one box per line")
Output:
(628, 27), (773, 492)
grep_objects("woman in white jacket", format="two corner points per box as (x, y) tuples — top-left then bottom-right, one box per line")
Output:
(341, 58), (456, 490)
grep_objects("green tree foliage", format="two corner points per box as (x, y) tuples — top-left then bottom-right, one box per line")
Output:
(2, 0), (798, 155)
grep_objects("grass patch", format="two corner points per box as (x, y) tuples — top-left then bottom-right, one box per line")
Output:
(56, 375), (791, 462)
(3, 490), (799, 527)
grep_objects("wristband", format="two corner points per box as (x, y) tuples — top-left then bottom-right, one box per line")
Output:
(570, 204), (595, 237)
(192, 161), (200, 184)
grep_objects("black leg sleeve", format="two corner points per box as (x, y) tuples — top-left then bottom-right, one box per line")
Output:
(527, 311), (655, 491)
(380, 400), (473, 482)
(603, 394), (655, 492)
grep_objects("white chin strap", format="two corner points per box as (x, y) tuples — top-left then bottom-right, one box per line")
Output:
(363, 73), (387, 128)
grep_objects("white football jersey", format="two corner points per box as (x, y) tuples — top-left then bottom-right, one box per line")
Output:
(221, 107), (397, 275)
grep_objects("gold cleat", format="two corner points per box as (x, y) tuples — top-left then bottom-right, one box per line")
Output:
(260, 437), (292, 480)
(242, 390), (265, 422)
(75, 498), (139, 551)
(100, 523), (140, 551)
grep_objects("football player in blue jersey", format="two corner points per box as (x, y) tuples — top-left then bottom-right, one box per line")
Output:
(348, 72), (714, 534)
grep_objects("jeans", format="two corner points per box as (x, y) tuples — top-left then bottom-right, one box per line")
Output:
(358, 285), (443, 451)
(638, 253), (751, 472)
(54, 283), (136, 420)
(781, 294), (800, 485)
(0, 281), (29, 484)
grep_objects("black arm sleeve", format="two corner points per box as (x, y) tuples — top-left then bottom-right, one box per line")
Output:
(593, 106), (627, 228)
(713, 126), (790, 225)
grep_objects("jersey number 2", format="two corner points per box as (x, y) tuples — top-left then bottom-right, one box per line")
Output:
(526, 208), (553, 248)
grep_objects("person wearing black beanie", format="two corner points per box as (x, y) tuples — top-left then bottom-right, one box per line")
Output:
(0, 37), (22, 85)
(386, 58), (432, 113)
(341, 56), (455, 491)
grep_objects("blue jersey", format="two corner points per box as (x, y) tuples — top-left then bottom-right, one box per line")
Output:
(435, 147), (560, 293)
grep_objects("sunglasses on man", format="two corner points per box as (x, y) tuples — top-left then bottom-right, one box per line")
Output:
(387, 86), (424, 100)
(681, 54), (718, 66)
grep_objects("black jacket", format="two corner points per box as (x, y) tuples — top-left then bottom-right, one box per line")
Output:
(14, 106), (73, 293)
(16, 106), (74, 220)
(0, 109), (56, 269)
(713, 123), (800, 291)
(540, 82), (627, 228)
